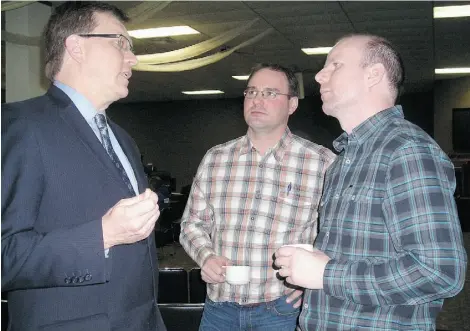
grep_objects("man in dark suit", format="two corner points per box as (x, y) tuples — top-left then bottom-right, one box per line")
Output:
(1, 2), (166, 330)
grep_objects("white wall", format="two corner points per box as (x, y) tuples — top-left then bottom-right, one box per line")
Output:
(5, 2), (51, 102)
(434, 77), (470, 154)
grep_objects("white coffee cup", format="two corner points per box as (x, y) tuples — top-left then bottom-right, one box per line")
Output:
(225, 266), (250, 285)
(281, 243), (315, 252)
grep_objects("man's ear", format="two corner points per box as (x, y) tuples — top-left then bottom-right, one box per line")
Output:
(64, 35), (83, 63)
(288, 96), (299, 115)
(367, 63), (386, 88)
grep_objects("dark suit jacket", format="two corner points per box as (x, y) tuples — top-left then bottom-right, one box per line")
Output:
(1, 86), (166, 331)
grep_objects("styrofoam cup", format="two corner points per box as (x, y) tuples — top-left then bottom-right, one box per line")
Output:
(225, 266), (250, 285)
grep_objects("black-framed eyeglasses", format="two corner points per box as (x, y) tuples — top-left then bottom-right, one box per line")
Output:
(78, 33), (134, 53)
(243, 88), (292, 100)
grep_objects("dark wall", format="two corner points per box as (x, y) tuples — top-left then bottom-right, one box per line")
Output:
(398, 91), (434, 136)
(108, 91), (433, 191)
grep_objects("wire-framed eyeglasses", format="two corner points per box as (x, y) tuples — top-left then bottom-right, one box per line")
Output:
(243, 88), (292, 100)
(78, 33), (134, 53)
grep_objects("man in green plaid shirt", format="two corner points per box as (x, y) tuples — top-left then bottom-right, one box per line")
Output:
(275, 34), (467, 330)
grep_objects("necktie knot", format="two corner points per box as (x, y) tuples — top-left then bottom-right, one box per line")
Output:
(94, 113), (107, 130)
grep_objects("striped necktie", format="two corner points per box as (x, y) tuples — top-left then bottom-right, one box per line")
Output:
(94, 114), (134, 194)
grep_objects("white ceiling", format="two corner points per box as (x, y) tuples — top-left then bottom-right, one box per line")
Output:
(63, 1), (470, 102)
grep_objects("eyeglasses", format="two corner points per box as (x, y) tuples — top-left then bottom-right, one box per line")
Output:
(78, 33), (134, 53)
(243, 88), (292, 100)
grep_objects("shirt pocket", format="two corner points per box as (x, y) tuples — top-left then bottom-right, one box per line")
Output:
(340, 185), (383, 202)
(338, 185), (384, 223)
(275, 184), (315, 232)
(278, 183), (313, 207)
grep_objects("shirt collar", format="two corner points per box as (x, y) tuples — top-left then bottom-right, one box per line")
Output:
(237, 127), (292, 163)
(333, 105), (404, 152)
(53, 81), (101, 124)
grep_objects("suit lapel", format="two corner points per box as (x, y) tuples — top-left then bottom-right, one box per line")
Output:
(49, 87), (134, 198)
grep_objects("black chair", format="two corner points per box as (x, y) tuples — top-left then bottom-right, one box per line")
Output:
(1, 298), (8, 331)
(189, 268), (207, 303)
(158, 303), (204, 331)
(158, 268), (189, 303)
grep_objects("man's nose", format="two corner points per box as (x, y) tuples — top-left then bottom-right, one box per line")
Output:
(315, 69), (326, 84)
(126, 50), (138, 66)
(252, 93), (265, 103)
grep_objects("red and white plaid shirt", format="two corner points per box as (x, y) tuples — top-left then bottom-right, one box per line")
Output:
(180, 128), (335, 304)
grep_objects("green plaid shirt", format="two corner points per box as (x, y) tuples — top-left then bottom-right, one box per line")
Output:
(300, 106), (467, 331)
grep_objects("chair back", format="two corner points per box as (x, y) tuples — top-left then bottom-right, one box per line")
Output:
(189, 268), (207, 303)
(158, 303), (204, 331)
(158, 268), (189, 303)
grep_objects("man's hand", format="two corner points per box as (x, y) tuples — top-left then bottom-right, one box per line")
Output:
(285, 288), (304, 308)
(102, 189), (160, 249)
(274, 246), (330, 289)
(201, 255), (231, 284)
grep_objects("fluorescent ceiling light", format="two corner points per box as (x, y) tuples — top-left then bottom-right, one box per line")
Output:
(301, 47), (332, 55)
(433, 5), (470, 18)
(232, 75), (249, 80)
(128, 26), (200, 39)
(182, 90), (224, 95)
(435, 68), (470, 74)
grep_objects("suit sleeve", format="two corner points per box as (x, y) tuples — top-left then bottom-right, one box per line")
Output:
(1, 106), (107, 291)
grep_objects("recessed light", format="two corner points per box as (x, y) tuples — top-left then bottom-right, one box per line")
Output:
(128, 26), (200, 39)
(435, 68), (470, 74)
(301, 47), (332, 55)
(232, 75), (249, 80)
(433, 5), (470, 18)
(182, 90), (225, 95)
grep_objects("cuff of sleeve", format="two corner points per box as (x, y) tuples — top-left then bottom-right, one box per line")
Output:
(62, 219), (108, 285)
(196, 247), (216, 268)
(323, 259), (349, 300)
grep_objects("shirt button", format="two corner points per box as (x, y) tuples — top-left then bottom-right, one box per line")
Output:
(334, 194), (340, 199)
(259, 164), (264, 168)
(351, 195), (356, 200)
(345, 158), (351, 164)
(320, 201), (324, 207)
(250, 216), (255, 221)
(304, 303), (309, 309)
(255, 193), (261, 199)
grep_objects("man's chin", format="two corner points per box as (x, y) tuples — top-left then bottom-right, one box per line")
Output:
(116, 87), (129, 100)
(321, 104), (336, 117)
(247, 118), (266, 128)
